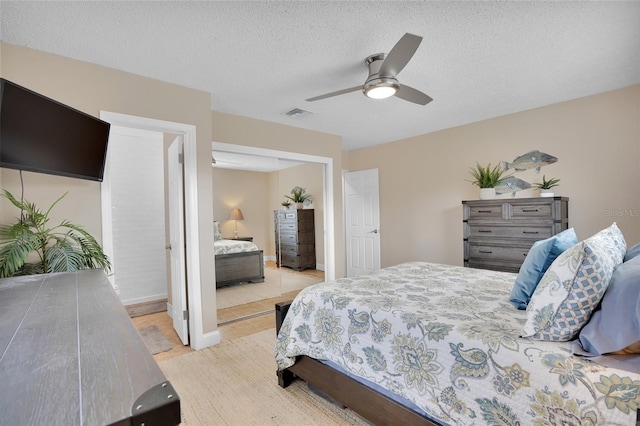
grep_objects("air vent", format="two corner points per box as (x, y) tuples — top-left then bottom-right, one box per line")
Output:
(283, 108), (313, 119)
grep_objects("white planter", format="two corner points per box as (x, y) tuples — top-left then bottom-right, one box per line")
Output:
(540, 190), (554, 198)
(479, 188), (496, 200)
(295, 202), (303, 209)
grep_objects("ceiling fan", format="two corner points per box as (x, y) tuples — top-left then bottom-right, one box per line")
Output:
(306, 33), (433, 106)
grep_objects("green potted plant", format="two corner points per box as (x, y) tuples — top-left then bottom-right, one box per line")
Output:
(533, 175), (560, 197)
(284, 186), (312, 209)
(0, 190), (111, 278)
(281, 200), (292, 209)
(468, 163), (506, 199)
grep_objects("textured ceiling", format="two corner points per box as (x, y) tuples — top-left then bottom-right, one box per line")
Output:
(1, 1), (639, 152)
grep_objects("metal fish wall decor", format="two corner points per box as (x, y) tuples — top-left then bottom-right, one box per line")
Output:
(500, 150), (558, 173)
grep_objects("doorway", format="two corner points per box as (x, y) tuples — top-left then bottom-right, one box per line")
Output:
(100, 111), (208, 350)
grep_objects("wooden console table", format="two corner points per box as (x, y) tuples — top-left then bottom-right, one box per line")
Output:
(0, 269), (180, 425)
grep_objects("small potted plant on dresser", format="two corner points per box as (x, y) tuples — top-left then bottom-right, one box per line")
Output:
(284, 186), (312, 209)
(468, 163), (505, 199)
(534, 175), (560, 197)
(281, 200), (292, 210)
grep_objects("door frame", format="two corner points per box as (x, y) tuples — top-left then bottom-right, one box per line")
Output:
(100, 111), (207, 350)
(212, 142), (335, 282)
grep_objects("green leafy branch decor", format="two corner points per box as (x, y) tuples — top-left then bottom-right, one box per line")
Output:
(533, 175), (560, 190)
(284, 186), (312, 206)
(0, 190), (111, 278)
(467, 163), (506, 188)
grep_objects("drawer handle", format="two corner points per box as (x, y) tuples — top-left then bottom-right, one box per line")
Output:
(478, 210), (493, 213)
(479, 250), (493, 254)
(478, 230), (492, 233)
(522, 231), (539, 234)
(522, 209), (539, 212)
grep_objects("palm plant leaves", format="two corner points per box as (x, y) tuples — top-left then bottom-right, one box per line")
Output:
(468, 163), (507, 188)
(0, 190), (111, 278)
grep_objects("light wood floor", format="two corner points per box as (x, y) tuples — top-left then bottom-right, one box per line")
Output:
(131, 263), (324, 362)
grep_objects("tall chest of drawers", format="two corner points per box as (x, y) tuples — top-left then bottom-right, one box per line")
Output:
(462, 197), (569, 273)
(274, 209), (316, 271)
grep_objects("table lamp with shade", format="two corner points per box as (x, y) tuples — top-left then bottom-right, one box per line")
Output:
(229, 208), (244, 239)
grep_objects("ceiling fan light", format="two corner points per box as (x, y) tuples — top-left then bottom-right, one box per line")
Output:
(366, 86), (396, 99)
(363, 77), (399, 100)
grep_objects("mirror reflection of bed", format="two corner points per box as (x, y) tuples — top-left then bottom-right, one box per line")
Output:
(212, 149), (325, 324)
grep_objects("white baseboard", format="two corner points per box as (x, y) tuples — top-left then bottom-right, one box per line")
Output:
(122, 293), (168, 306)
(166, 302), (174, 318)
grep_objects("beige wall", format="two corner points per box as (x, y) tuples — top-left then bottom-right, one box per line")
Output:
(211, 168), (271, 251)
(0, 43), (218, 333)
(212, 111), (344, 276)
(347, 85), (640, 268)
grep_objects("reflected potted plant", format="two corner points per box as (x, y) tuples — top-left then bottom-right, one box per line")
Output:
(0, 190), (111, 278)
(284, 186), (312, 209)
(468, 163), (506, 199)
(281, 200), (292, 210)
(533, 175), (560, 197)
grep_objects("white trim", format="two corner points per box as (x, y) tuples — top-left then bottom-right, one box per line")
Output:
(122, 293), (168, 306)
(167, 302), (174, 319)
(212, 142), (335, 281)
(100, 111), (205, 351)
(201, 330), (221, 348)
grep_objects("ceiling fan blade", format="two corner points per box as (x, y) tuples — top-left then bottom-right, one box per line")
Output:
(306, 85), (362, 102)
(395, 85), (433, 106)
(378, 33), (422, 77)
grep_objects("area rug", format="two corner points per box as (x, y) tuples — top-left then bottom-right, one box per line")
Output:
(138, 325), (172, 355)
(216, 266), (323, 310)
(158, 329), (368, 425)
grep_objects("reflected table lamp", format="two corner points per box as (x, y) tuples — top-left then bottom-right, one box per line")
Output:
(229, 208), (244, 239)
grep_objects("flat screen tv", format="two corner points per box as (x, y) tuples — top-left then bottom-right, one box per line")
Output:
(0, 78), (110, 182)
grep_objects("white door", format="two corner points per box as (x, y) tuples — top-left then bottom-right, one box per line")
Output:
(345, 169), (381, 277)
(168, 137), (189, 345)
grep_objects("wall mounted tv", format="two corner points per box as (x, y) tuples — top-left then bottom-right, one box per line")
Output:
(0, 78), (110, 182)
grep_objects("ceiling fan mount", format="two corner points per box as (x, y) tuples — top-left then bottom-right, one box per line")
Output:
(306, 33), (433, 106)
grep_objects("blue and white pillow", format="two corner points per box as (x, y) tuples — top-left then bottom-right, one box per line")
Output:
(510, 228), (578, 310)
(522, 223), (626, 341)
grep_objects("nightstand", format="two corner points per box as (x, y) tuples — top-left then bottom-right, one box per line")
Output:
(225, 236), (253, 242)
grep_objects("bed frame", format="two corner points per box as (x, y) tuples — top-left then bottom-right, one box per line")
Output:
(215, 250), (265, 288)
(275, 301), (440, 426)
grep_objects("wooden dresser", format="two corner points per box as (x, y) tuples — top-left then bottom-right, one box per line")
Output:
(0, 269), (180, 425)
(274, 209), (316, 271)
(462, 197), (569, 273)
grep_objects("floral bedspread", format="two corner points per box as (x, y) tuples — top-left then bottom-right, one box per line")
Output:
(214, 239), (259, 256)
(275, 262), (640, 425)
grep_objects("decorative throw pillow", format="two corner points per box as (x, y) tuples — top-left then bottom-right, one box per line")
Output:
(522, 223), (626, 341)
(578, 255), (640, 355)
(510, 228), (578, 310)
(214, 221), (222, 241)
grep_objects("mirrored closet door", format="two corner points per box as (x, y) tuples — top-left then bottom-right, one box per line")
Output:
(212, 148), (326, 325)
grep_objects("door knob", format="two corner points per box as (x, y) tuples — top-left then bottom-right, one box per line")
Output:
(369, 229), (379, 234)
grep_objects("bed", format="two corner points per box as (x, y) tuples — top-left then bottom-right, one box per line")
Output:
(275, 224), (640, 425)
(214, 239), (264, 288)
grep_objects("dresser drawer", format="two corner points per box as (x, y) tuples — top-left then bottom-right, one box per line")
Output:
(509, 203), (552, 218)
(466, 204), (503, 219)
(467, 224), (552, 240)
(469, 244), (530, 263)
